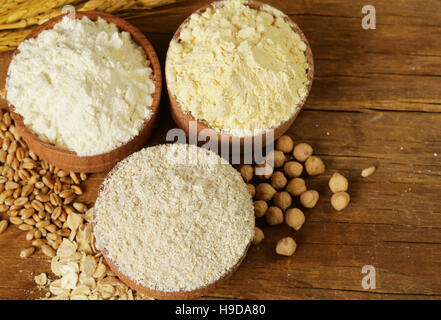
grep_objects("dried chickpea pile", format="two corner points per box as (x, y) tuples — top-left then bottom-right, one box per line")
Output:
(0, 110), (150, 300)
(243, 135), (377, 257)
(241, 135), (326, 256)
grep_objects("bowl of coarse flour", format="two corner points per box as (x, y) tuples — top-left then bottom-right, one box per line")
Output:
(93, 144), (255, 299)
(5, 12), (162, 173)
(166, 0), (314, 150)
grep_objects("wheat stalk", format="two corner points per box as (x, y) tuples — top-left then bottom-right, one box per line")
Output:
(0, 0), (183, 51)
(0, 1), (79, 24)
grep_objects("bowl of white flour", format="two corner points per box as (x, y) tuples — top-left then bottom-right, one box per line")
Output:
(93, 144), (255, 299)
(166, 0), (314, 150)
(5, 12), (162, 173)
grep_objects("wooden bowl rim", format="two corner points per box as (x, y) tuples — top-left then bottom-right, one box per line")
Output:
(92, 143), (253, 300)
(101, 244), (250, 300)
(165, 0), (314, 142)
(7, 11), (162, 160)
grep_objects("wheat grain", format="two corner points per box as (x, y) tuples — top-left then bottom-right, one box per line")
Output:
(20, 247), (35, 258)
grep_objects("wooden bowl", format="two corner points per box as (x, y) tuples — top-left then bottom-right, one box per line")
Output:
(93, 157), (252, 300)
(7, 12), (162, 173)
(166, 0), (314, 150)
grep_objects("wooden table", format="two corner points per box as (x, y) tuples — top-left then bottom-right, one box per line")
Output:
(1, 0), (441, 300)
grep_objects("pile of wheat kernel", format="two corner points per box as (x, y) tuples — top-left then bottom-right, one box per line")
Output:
(240, 135), (326, 257)
(0, 110), (90, 258)
(94, 144), (254, 293)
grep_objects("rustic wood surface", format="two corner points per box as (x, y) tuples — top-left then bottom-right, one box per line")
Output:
(1, 0), (441, 300)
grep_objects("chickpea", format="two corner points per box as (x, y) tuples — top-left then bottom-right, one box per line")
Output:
(300, 190), (319, 208)
(265, 206), (284, 226)
(305, 156), (325, 176)
(276, 237), (297, 256)
(328, 172), (348, 193)
(286, 178), (307, 196)
(284, 161), (303, 178)
(247, 184), (255, 197)
(266, 150), (286, 168)
(254, 200), (268, 218)
(240, 165), (253, 182)
(273, 191), (292, 211)
(293, 143), (313, 162)
(252, 227), (264, 245)
(331, 192), (350, 211)
(255, 183), (276, 201)
(276, 135), (294, 153)
(270, 171), (287, 190)
(285, 208), (305, 231)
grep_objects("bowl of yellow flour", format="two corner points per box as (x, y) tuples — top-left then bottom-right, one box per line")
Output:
(166, 0), (314, 149)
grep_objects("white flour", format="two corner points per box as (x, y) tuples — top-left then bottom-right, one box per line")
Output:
(6, 16), (155, 156)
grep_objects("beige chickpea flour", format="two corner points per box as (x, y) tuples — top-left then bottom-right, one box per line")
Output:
(166, 0), (310, 137)
(93, 144), (255, 292)
(6, 16), (155, 156)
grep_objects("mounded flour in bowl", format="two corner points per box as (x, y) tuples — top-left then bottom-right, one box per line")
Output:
(6, 16), (155, 156)
(93, 143), (255, 293)
(166, 0), (310, 137)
